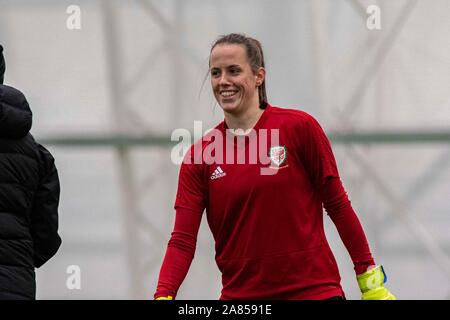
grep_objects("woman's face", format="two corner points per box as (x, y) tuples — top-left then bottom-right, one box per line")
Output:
(210, 44), (264, 115)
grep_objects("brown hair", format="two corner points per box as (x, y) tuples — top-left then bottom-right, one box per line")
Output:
(210, 33), (268, 109)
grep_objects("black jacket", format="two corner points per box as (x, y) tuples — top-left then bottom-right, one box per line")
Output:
(0, 45), (5, 84)
(0, 84), (61, 299)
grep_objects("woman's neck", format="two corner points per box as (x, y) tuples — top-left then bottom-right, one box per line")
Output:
(224, 102), (264, 131)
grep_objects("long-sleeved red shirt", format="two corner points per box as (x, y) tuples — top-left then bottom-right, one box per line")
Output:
(155, 105), (375, 299)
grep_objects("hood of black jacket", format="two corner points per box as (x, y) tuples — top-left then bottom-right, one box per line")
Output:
(0, 85), (33, 138)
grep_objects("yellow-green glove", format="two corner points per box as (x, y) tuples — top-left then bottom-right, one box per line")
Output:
(155, 295), (173, 300)
(357, 265), (396, 300)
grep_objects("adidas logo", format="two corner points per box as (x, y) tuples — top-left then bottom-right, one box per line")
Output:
(210, 166), (226, 180)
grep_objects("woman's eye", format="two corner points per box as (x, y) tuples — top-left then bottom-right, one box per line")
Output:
(211, 70), (220, 77)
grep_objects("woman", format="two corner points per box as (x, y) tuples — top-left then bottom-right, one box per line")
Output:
(154, 33), (395, 300)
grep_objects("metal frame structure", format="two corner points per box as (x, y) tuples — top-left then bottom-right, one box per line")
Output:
(4, 0), (449, 299)
(92, 0), (446, 299)
(58, 0), (450, 298)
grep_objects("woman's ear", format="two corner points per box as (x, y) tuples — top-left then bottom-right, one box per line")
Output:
(256, 67), (266, 86)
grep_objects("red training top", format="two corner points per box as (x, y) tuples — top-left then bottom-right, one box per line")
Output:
(155, 104), (375, 299)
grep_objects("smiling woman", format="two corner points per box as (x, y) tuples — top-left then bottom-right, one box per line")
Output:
(154, 33), (395, 300)
(209, 34), (267, 131)
(210, 43), (265, 122)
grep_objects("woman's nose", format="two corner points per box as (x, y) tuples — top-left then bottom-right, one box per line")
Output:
(218, 73), (231, 85)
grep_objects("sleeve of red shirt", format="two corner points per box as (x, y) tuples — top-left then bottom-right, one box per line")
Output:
(321, 177), (376, 275)
(154, 207), (202, 299)
(154, 144), (207, 299)
(174, 143), (207, 212)
(299, 113), (375, 275)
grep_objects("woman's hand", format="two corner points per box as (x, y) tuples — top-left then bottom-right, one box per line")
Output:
(357, 265), (396, 300)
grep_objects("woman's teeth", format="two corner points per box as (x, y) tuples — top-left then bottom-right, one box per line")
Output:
(220, 90), (237, 97)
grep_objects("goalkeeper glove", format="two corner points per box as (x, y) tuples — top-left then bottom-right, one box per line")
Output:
(357, 265), (396, 300)
(155, 295), (173, 300)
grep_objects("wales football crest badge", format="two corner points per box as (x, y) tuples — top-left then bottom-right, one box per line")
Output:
(269, 145), (287, 167)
